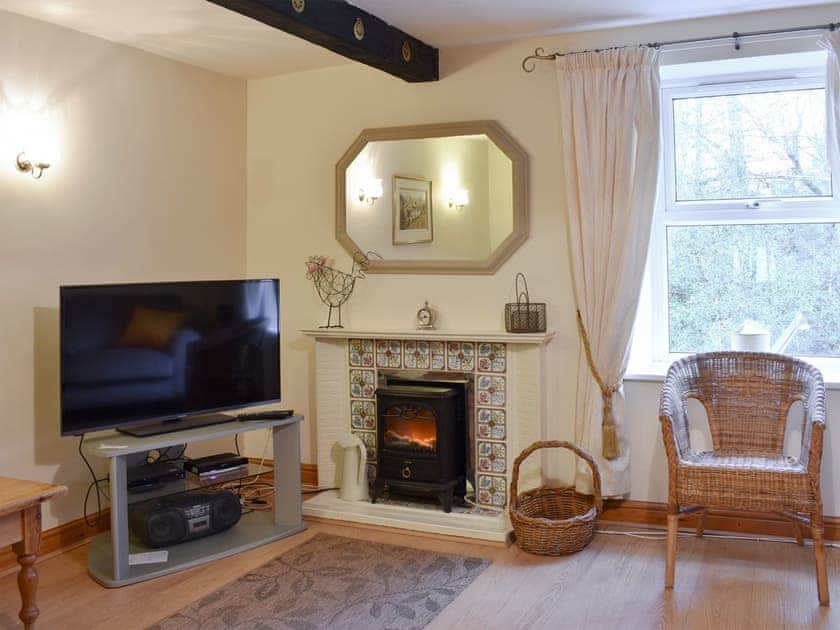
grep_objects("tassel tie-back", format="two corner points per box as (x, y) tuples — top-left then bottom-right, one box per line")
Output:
(576, 310), (621, 460)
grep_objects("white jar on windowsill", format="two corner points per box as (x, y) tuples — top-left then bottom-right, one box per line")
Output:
(731, 320), (771, 352)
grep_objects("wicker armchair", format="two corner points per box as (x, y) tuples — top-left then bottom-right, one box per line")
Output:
(659, 352), (828, 605)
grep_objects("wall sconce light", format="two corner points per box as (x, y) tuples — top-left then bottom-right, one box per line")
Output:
(16, 152), (50, 179)
(357, 178), (383, 205)
(2, 103), (59, 180)
(448, 188), (469, 210)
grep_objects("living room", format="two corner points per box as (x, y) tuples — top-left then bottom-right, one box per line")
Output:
(1, 1), (839, 628)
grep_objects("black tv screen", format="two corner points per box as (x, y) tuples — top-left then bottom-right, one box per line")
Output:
(60, 279), (280, 435)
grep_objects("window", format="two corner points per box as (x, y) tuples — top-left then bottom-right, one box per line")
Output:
(631, 55), (840, 377)
(672, 87), (830, 202)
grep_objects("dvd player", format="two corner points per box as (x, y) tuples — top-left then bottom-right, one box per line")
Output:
(127, 461), (186, 493)
(185, 452), (249, 475)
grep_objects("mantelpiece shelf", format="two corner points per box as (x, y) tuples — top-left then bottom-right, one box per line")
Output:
(301, 328), (555, 345)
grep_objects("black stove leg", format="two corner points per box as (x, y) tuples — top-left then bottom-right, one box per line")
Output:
(439, 488), (453, 513)
(371, 479), (383, 504)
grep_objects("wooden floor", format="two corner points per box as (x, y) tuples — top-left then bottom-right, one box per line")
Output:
(1, 520), (838, 629)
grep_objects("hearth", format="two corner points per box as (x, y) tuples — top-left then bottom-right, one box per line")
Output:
(372, 382), (466, 512)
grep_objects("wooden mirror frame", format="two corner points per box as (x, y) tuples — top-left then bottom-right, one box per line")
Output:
(336, 120), (529, 275)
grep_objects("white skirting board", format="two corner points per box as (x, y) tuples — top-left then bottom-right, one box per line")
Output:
(303, 490), (511, 542)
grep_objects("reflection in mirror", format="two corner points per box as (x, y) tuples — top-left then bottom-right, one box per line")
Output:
(337, 121), (528, 274)
(346, 135), (513, 261)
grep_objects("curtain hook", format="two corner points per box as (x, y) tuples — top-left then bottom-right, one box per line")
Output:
(733, 31), (742, 51)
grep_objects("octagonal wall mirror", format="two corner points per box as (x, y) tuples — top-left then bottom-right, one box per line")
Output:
(336, 120), (529, 274)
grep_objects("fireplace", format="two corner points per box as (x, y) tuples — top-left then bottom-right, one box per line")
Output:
(372, 382), (467, 512)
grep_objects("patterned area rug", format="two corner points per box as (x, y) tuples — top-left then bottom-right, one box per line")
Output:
(149, 533), (490, 630)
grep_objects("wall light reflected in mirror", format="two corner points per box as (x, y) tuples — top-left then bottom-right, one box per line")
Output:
(448, 188), (469, 210)
(357, 177), (383, 205)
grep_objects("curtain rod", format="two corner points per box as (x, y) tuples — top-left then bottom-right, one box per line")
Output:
(521, 21), (838, 72)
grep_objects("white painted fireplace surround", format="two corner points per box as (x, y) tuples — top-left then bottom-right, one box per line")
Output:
(301, 328), (554, 541)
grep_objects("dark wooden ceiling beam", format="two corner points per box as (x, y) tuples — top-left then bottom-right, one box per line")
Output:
(207, 0), (439, 82)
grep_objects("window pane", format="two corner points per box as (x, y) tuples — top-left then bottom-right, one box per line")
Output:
(673, 88), (831, 201)
(667, 223), (840, 356)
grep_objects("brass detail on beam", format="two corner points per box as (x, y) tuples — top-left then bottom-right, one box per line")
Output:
(353, 17), (365, 41)
(401, 41), (412, 62)
(207, 0), (438, 82)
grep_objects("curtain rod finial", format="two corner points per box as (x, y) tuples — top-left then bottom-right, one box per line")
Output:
(522, 46), (550, 73)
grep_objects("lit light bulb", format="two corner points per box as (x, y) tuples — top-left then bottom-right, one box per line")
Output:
(358, 177), (383, 205)
(449, 188), (469, 209)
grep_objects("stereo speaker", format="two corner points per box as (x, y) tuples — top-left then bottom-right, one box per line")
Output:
(128, 489), (242, 548)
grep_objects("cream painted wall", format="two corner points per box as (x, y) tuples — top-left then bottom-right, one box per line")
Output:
(0, 10), (246, 528)
(247, 3), (840, 516)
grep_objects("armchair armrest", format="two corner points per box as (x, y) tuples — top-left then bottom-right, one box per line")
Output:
(659, 371), (691, 462)
(800, 370), (827, 477)
(169, 328), (201, 397)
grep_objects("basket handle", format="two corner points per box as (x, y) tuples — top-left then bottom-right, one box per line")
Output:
(515, 272), (530, 305)
(509, 440), (603, 514)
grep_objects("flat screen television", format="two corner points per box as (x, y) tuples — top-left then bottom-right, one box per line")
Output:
(60, 279), (280, 436)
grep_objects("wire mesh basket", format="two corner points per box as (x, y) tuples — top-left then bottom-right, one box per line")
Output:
(505, 273), (546, 333)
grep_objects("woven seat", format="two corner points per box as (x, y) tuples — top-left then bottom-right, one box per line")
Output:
(659, 352), (828, 605)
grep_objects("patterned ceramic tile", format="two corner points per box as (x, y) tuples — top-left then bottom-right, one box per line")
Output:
(477, 408), (506, 441)
(350, 369), (376, 399)
(403, 340), (431, 369)
(349, 339), (374, 368)
(477, 474), (507, 507)
(430, 341), (446, 370)
(477, 374), (506, 407)
(477, 343), (507, 373)
(353, 430), (377, 460)
(477, 441), (507, 474)
(366, 462), (377, 484)
(350, 400), (376, 430)
(446, 341), (475, 372)
(376, 340), (402, 368)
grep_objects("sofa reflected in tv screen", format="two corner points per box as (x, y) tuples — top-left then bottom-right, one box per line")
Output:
(60, 279), (280, 436)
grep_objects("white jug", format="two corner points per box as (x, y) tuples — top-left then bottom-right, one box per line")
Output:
(337, 434), (369, 502)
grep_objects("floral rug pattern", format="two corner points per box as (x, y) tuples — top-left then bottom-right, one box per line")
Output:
(149, 533), (490, 629)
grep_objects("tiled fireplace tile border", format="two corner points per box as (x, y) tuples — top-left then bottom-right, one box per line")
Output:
(477, 342), (507, 373)
(477, 374), (506, 407)
(347, 337), (509, 508)
(446, 341), (475, 372)
(403, 340), (431, 369)
(349, 339), (374, 367)
(477, 408), (506, 441)
(349, 369), (376, 399)
(375, 340), (402, 368)
(477, 441), (507, 474)
(477, 474), (507, 507)
(352, 429), (377, 460)
(350, 400), (376, 430)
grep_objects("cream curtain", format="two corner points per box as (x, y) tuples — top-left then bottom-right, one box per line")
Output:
(556, 47), (661, 497)
(820, 32), (840, 179)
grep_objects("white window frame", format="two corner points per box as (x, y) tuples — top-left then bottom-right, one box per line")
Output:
(631, 60), (840, 381)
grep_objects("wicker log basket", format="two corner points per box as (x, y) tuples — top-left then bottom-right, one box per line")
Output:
(509, 440), (603, 556)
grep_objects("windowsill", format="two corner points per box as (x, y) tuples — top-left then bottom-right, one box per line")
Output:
(626, 363), (840, 390)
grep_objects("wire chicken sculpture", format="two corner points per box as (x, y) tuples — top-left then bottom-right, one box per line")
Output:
(305, 251), (381, 328)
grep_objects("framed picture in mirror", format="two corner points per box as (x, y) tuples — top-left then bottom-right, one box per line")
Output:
(393, 175), (433, 245)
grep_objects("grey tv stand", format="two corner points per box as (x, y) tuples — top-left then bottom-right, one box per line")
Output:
(82, 416), (305, 587)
